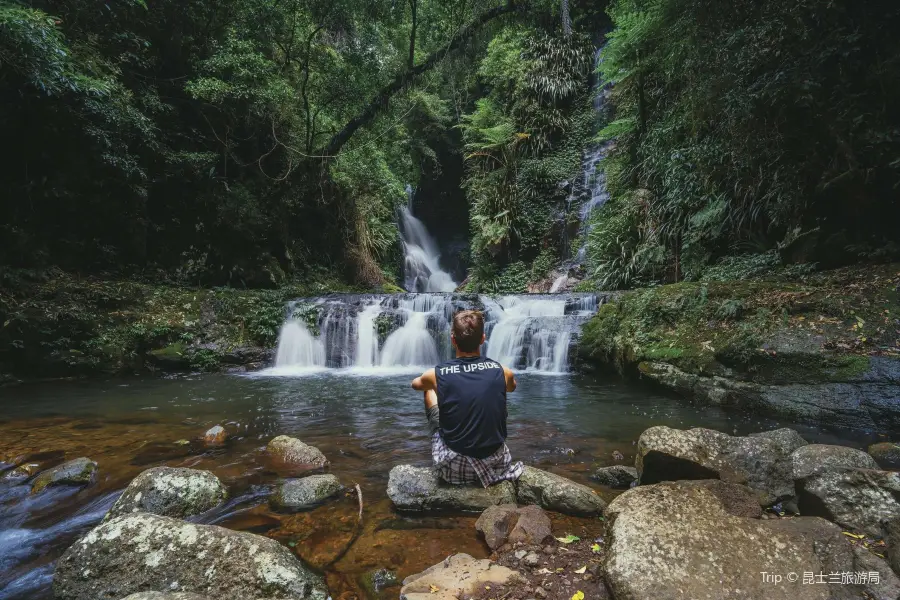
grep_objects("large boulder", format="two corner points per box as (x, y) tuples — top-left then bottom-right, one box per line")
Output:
(604, 480), (900, 600)
(868, 442), (900, 470)
(106, 467), (227, 521)
(266, 436), (328, 468)
(474, 504), (553, 551)
(797, 468), (900, 536)
(387, 465), (515, 512)
(400, 553), (520, 600)
(592, 465), (638, 489)
(791, 444), (878, 480)
(53, 512), (327, 600)
(515, 466), (606, 516)
(269, 474), (343, 512)
(31, 457), (97, 493)
(748, 428), (808, 455)
(636, 426), (795, 505)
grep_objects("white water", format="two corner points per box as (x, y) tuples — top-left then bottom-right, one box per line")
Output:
(400, 186), (456, 292)
(265, 292), (599, 375)
(549, 275), (569, 293)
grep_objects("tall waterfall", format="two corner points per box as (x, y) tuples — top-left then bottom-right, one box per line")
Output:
(399, 185), (457, 293)
(265, 292), (603, 375)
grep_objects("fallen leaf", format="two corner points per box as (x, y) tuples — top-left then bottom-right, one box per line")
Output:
(842, 532), (865, 539)
(429, 585), (440, 593)
(575, 566), (587, 574)
(556, 534), (581, 544)
(591, 543), (601, 554)
(572, 592), (585, 600)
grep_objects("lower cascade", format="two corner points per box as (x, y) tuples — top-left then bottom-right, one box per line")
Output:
(269, 293), (602, 373)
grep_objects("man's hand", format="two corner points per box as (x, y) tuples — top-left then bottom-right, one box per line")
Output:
(411, 368), (437, 391)
(503, 366), (517, 392)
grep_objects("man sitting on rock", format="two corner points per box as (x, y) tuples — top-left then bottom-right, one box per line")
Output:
(411, 310), (524, 488)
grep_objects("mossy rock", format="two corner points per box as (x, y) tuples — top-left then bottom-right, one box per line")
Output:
(31, 457), (97, 493)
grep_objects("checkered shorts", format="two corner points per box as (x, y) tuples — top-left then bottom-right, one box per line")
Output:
(431, 431), (524, 488)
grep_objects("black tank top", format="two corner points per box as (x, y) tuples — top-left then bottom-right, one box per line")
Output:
(436, 356), (508, 459)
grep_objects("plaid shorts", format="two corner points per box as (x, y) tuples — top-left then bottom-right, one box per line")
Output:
(431, 431), (524, 488)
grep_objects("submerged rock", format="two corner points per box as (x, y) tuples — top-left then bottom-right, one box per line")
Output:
(797, 467), (900, 536)
(31, 457), (97, 493)
(53, 512), (327, 600)
(387, 465), (515, 512)
(203, 425), (227, 445)
(269, 474), (343, 512)
(791, 443), (878, 480)
(267, 435), (328, 467)
(869, 442), (900, 470)
(359, 568), (399, 597)
(604, 480), (899, 600)
(515, 466), (605, 516)
(475, 504), (553, 551)
(400, 553), (520, 600)
(591, 465), (638, 489)
(105, 466), (227, 520)
(637, 426), (795, 505)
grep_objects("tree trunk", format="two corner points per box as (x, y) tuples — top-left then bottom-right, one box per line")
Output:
(561, 0), (571, 37)
(408, 0), (417, 69)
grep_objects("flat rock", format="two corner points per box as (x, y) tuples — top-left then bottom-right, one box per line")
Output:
(515, 466), (605, 516)
(400, 553), (520, 600)
(792, 444), (878, 480)
(387, 465), (515, 512)
(267, 435), (328, 467)
(869, 442), (900, 470)
(269, 474), (343, 512)
(637, 426), (795, 505)
(592, 465), (638, 489)
(31, 457), (97, 493)
(604, 480), (900, 600)
(797, 468), (900, 536)
(53, 512), (327, 600)
(475, 504), (553, 551)
(106, 466), (227, 520)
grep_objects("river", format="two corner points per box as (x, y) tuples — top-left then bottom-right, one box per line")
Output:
(0, 369), (875, 599)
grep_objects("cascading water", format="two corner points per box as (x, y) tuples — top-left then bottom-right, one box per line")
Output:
(399, 185), (457, 292)
(264, 292), (605, 375)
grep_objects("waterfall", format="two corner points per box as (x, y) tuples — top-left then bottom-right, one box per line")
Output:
(264, 292), (603, 375)
(399, 185), (457, 292)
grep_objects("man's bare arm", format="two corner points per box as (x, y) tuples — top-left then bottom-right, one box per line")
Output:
(503, 366), (517, 392)
(412, 368), (437, 391)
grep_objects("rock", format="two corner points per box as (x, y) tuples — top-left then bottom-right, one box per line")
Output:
(475, 504), (553, 551)
(592, 465), (638, 489)
(359, 568), (399, 597)
(53, 512), (327, 600)
(604, 480), (900, 600)
(884, 518), (900, 577)
(387, 465), (515, 512)
(203, 425), (227, 445)
(514, 550), (527, 560)
(748, 428), (808, 455)
(534, 587), (547, 598)
(792, 444), (878, 480)
(869, 442), (900, 470)
(522, 552), (541, 567)
(266, 435), (328, 467)
(797, 468), (900, 536)
(636, 426), (795, 505)
(400, 553), (520, 600)
(515, 466), (606, 516)
(121, 594), (211, 600)
(269, 474), (343, 512)
(31, 457), (97, 493)
(671, 479), (763, 518)
(105, 466), (227, 521)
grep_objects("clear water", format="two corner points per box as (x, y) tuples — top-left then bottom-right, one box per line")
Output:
(0, 371), (875, 599)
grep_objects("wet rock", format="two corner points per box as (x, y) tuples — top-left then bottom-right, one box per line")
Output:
(475, 504), (553, 551)
(797, 468), (900, 536)
(31, 457), (97, 493)
(604, 480), (900, 600)
(792, 443), (878, 480)
(515, 466), (605, 516)
(747, 428), (808, 455)
(266, 435), (328, 467)
(359, 568), (399, 597)
(387, 465), (515, 512)
(105, 466), (227, 521)
(269, 474), (343, 512)
(591, 465), (638, 489)
(203, 425), (227, 445)
(53, 512), (327, 600)
(869, 442), (900, 470)
(637, 426), (795, 505)
(400, 553), (520, 600)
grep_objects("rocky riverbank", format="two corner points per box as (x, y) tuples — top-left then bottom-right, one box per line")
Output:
(578, 263), (900, 432)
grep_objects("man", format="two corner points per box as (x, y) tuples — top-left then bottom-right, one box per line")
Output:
(411, 310), (524, 488)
